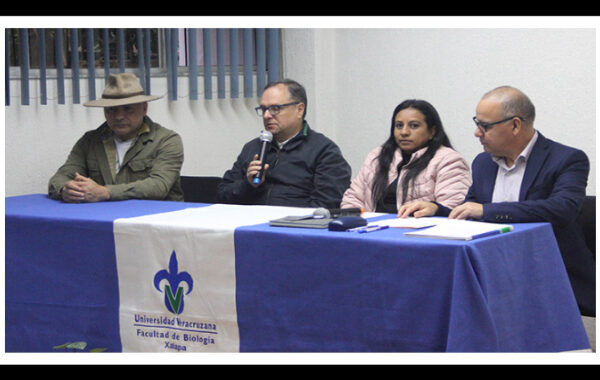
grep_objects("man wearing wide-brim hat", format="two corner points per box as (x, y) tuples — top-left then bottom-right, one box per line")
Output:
(48, 73), (184, 202)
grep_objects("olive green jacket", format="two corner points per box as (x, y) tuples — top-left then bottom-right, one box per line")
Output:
(48, 116), (184, 201)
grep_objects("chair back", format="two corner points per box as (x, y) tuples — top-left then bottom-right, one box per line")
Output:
(180, 176), (222, 204)
(577, 195), (596, 258)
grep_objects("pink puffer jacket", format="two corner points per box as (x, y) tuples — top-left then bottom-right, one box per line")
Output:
(341, 145), (472, 212)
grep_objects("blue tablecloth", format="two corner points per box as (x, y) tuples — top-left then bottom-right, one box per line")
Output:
(5, 194), (590, 352)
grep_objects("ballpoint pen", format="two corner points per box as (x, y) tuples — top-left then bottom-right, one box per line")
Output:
(357, 225), (390, 234)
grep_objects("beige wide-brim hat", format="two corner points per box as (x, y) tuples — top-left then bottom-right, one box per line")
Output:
(83, 73), (162, 107)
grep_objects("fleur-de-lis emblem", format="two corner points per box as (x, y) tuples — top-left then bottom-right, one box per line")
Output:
(153, 251), (193, 314)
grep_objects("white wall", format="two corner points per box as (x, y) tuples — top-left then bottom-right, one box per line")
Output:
(283, 28), (596, 195)
(5, 27), (596, 198)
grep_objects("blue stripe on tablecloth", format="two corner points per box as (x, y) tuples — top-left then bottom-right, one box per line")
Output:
(5, 194), (204, 352)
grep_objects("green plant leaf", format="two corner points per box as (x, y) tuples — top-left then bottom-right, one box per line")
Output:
(69, 341), (88, 350)
(54, 342), (86, 350)
(89, 348), (108, 352)
(54, 341), (107, 352)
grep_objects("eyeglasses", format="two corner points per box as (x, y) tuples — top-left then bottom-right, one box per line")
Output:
(255, 102), (300, 117)
(472, 116), (526, 133)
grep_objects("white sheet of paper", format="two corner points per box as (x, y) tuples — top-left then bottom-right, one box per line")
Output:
(368, 217), (444, 229)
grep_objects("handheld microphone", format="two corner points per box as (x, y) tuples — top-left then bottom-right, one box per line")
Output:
(253, 130), (273, 185)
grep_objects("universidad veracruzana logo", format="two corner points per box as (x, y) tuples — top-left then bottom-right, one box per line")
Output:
(153, 251), (194, 314)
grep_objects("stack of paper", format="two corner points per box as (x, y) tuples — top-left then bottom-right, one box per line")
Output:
(403, 219), (513, 241)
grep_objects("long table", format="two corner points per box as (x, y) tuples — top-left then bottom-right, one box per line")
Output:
(5, 194), (591, 352)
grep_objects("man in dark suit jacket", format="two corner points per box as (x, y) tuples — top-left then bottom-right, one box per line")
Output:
(399, 86), (595, 316)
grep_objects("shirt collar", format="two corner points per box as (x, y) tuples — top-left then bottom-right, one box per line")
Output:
(520, 130), (539, 160)
(492, 130), (538, 168)
(396, 145), (429, 163)
(276, 121), (309, 149)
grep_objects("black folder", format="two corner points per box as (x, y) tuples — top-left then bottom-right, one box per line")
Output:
(269, 215), (333, 229)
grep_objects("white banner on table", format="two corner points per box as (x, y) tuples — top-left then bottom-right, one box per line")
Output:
(113, 203), (311, 352)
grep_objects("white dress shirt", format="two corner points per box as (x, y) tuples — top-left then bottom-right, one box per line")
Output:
(491, 131), (538, 203)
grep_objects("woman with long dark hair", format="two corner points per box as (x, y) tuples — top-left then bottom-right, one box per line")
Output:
(341, 99), (471, 214)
